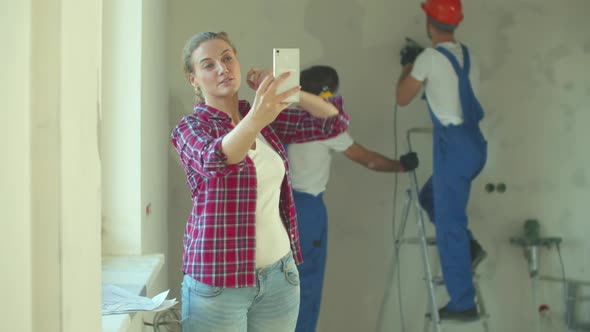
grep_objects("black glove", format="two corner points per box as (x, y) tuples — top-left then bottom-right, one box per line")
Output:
(400, 152), (419, 171)
(400, 45), (424, 66)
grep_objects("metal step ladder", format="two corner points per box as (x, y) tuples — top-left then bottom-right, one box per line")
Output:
(394, 127), (490, 332)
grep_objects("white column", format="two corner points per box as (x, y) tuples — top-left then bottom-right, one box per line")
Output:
(59, 0), (102, 330)
(2, 0), (102, 331)
(1, 1), (33, 331)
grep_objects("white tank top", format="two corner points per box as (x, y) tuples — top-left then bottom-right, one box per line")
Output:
(248, 134), (291, 267)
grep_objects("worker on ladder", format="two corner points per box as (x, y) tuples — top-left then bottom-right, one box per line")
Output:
(395, 0), (488, 322)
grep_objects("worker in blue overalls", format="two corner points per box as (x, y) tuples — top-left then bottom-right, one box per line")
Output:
(396, 0), (488, 321)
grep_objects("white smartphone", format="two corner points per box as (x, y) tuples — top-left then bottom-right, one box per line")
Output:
(273, 48), (300, 103)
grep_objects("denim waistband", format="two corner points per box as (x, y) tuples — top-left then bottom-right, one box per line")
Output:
(256, 251), (293, 276)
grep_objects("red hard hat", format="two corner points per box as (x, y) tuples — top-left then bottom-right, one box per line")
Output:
(421, 0), (464, 25)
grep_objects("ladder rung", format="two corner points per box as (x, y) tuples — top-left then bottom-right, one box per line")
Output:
(425, 313), (490, 324)
(399, 237), (437, 246)
(429, 274), (482, 286)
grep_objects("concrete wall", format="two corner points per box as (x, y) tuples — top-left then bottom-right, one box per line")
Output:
(166, 0), (590, 331)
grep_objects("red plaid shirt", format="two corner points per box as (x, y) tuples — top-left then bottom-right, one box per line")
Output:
(171, 97), (349, 288)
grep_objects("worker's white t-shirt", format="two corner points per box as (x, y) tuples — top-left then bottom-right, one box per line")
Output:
(410, 41), (481, 126)
(287, 132), (354, 196)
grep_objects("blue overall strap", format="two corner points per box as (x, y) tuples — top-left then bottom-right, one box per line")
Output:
(436, 44), (470, 77)
(435, 45), (484, 125)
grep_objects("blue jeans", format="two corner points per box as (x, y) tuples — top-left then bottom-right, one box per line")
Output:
(181, 252), (301, 332)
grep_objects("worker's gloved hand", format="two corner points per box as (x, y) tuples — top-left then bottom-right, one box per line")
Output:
(400, 152), (419, 172)
(400, 45), (424, 66)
